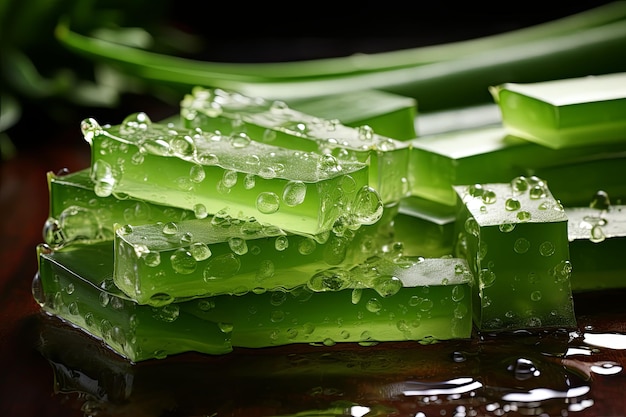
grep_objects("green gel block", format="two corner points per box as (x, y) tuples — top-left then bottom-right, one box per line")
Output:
(490, 72), (626, 149)
(82, 113), (381, 237)
(34, 242), (233, 362)
(408, 125), (626, 207)
(114, 207), (399, 307)
(180, 87), (411, 204)
(452, 178), (577, 332)
(44, 169), (195, 249)
(288, 89), (418, 140)
(566, 199), (626, 292)
(180, 255), (474, 348)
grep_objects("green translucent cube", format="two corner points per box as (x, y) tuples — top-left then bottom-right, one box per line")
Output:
(453, 178), (577, 332)
(180, 255), (474, 347)
(490, 72), (626, 149)
(408, 125), (626, 207)
(44, 169), (195, 249)
(180, 87), (411, 204)
(288, 89), (417, 140)
(114, 207), (399, 306)
(82, 113), (381, 237)
(566, 198), (626, 292)
(34, 242), (233, 362)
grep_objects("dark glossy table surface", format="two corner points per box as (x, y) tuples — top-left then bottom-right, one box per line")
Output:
(3, 4), (626, 416)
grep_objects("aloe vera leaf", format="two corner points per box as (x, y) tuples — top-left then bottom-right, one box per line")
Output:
(452, 178), (577, 332)
(180, 255), (474, 348)
(34, 242), (233, 362)
(566, 198), (626, 292)
(54, 3), (626, 81)
(490, 72), (626, 149)
(44, 169), (196, 249)
(82, 113), (381, 237)
(55, 19), (626, 111)
(180, 87), (411, 204)
(113, 210), (397, 306)
(408, 125), (626, 207)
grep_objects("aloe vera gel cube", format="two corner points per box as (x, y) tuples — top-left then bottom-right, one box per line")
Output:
(44, 169), (195, 249)
(181, 255), (474, 347)
(114, 215), (397, 306)
(566, 194), (626, 292)
(34, 243), (233, 362)
(490, 72), (626, 149)
(82, 113), (382, 237)
(180, 87), (410, 204)
(453, 177), (577, 332)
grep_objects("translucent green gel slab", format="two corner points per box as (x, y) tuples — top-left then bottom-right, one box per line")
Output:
(180, 255), (474, 348)
(34, 242), (233, 362)
(288, 89), (418, 140)
(44, 169), (195, 249)
(82, 113), (382, 237)
(453, 177), (577, 332)
(566, 199), (626, 292)
(408, 125), (626, 207)
(180, 87), (411, 204)
(490, 72), (626, 149)
(114, 205), (399, 307)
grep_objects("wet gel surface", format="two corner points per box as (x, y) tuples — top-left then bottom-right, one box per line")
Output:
(10, 287), (625, 417)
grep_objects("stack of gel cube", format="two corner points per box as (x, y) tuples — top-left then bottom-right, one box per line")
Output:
(35, 73), (626, 362)
(34, 88), (474, 362)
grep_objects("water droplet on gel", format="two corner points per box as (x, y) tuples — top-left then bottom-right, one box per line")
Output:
(482, 188), (497, 204)
(366, 298), (382, 313)
(282, 181), (307, 207)
(590, 224), (606, 243)
(190, 242), (212, 261)
(203, 253), (241, 280)
(517, 211), (531, 222)
(468, 183), (484, 198)
(529, 185), (547, 200)
(499, 223), (516, 233)
(228, 237), (248, 255)
(275, 235), (289, 251)
(464, 217), (479, 237)
(505, 197), (521, 211)
(256, 192), (280, 214)
(307, 269), (350, 292)
(480, 269), (496, 288)
(539, 241), (555, 257)
(298, 238), (317, 255)
(514, 238), (530, 254)
(507, 357), (541, 380)
(170, 249), (197, 274)
(373, 275), (402, 297)
(589, 190), (611, 210)
(193, 203), (208, 219)
(531, 290), (542, 301)
(510, 176), (529, 194)
(162, 222), (178, 235)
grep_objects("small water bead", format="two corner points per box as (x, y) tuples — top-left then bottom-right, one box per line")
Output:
(464, 217), (479, 237)
(505, 197), (521, 211)
(222, 170), (238, 188)
(203, 253), (241, 280)
(228, 237), (248, 255)
(351, 288), (362, 304)
(317, 154), (342, 174)
(80, 117), (103, 144)
(479, 269), (496, 288)
(352, 186), (384, 225)
(551, 260), (572, 283)
(481, 188), (497, 204)
(180, 232), (194, 244)
(372, 275), (402, 297)
(149, 293), (174, 306)
(256, 192), (280, 214)
(170, 249), (197, 274)
(120, 112), (151, 134)
(530, 290), (542, 301)
(262, 128), (277, 143)
(197, 152), (219, 165)
(131, 152), (144, 165)
(514, 237), (530, 254)
(282, 181), (307, 207)
(590, 224), (606, 243)
(529, 185), (547, 200)
(499, 223), (516, 233)
(298, 238), (317, 255)
(142, 137), (172, 157)
(307, 269), (351, 292)
(451, 285), (466, 302)
(357, 125), (375, 142)
(467, 183), (484, 198)
(507, 358), (541, 380)
(190, 242), (212, 261)
(144, 251), (161, 267)
(197, 298), (215, 311)
(193, 203), (208, 219)
(99, 292), (110, 307)
(366, 298), (383, 313)
(189, 164), (205, 183)
(162, 222), (178, 235)
(152, 304), (180, 323)
(274, 235), (289, 251)
(516, 211), (532, 222)
(170, 134), (196, 158)
(230, 132), (252, 148)
(218, 322), (234, 333)
(43, 218), (65, 247)
(510, 175), (529, 194)
(539, 241), (555, 257)
(91, 159), (116, 197)
(589, 189), (611, 210)
(258, 166), (277, 179)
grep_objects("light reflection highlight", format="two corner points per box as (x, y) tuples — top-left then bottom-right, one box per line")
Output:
(501, 385), (590, 402)
(583, 332), (626, 350)
(402, 377), (483, 396)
